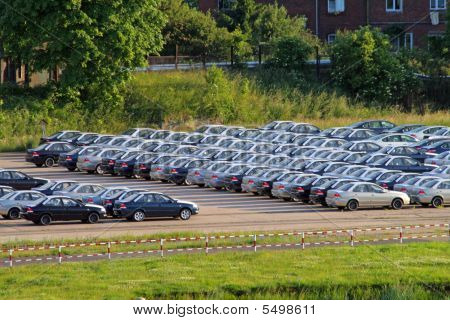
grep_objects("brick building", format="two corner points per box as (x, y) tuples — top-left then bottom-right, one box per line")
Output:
(199, 0), (448, 48)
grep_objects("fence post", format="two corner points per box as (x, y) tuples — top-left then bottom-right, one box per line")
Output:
(258, 44), (262, 65)
(160, 239), (164, 257)
(205, 236), (209, 255)
(315, 46), (320, 80)
(230, 46), (234, 67)
(253, 234), (257, 252)
(9, 249), (13, 268)
(302, 232), (305, 250)
(399, 227), (403, 244)
(58, 246), (62, 265)
(350, 230), (354, 247)
(175, 44), (179, 70)
(107, 242), (111, 260)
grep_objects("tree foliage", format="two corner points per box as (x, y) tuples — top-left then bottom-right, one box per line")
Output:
(330, 26), (417, 104)
(0, 0), (166, 108)
(268, 36), (313, 72)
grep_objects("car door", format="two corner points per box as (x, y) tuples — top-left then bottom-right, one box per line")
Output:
(368, 184), (390, 206)
(62, 198), (87, 220)
(44, 198), (65, 221)
(138, 194), (160, 217)
(353, 184), (371, 207)
(153, 194), (178, 216)
(437, 182), (450, 204)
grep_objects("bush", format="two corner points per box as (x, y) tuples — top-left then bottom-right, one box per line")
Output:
(267, 36), (313, 72)
(330, 26), (418, 105)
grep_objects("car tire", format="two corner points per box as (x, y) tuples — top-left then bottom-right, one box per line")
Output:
(132, 210), (145, 222)
(391, 198), (403, 210)
(87, 212), (100, 224)
(185, 179), (192, 186)
(95, 165), (104, 175)
(346, 200), (359, 211)
(39, 214), (52, 226)
(44, 157), (55, 167)
(7, 208), (21, 220)
(179, 208), (192, 221)
(431, 197), (443, 208)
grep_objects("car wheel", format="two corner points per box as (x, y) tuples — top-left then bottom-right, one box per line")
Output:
(346, 200), (359, 211)
(185, 178), (192, 186)
(39, 214), (52, 226)
(44, 157), (55, 167)
(87, 212), (100, 224)
(7, 208), (21, 220)
(35, 163), (43, 168)
(391, 198), (403, 210)
(132, 210), (145, 222)
(134, 174), (142, 179)
(179, 208), (192, 221)
(431, 197), (443, 208)
(95, 165), (104, 175)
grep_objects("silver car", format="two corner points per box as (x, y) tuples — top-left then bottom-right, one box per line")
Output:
(0, 190), (46, 219)
(326, 182), (410, 211)
(54, 183), (105, 201)
(77, 148), (123, 174)
(428, 165), (450, 178)
(425, 151), (450, 166)
(81, 187), (129, 205)
(411, 179), (450, 208)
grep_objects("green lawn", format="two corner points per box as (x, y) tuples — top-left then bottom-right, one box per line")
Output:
(0, 242), (448, 299)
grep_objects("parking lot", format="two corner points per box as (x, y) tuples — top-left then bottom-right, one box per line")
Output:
(1, 152), (448, 242)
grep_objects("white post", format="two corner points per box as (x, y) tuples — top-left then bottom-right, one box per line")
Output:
(302, 232), (305, 250)
(253, 234), (257, 252)
(9, 249), (13, 268)
(58, 246), (62, 264)
(350, 230), (354, 247)
(400, 227), (403, 244)
(160, 239), (164, 257)
(108, 242), (111, 260)
(205, 236), (209, 255)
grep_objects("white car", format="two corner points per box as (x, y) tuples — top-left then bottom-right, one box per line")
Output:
(326, 182), (410, 211)
(368, 133), (419, 147)
(425, 151), (450, 166)
(0, 191), (46, 219)
(406, 126), (448, 140)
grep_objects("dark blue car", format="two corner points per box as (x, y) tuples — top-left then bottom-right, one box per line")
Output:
(113, 192), (199, 221)
(26, 142), (76, 167)
(371, 156), (436, 173)
(421, 140), (450, 156)
(349, 120), (396, 133)
(114, 152), (155, 178)
(379, 146), (428, 163)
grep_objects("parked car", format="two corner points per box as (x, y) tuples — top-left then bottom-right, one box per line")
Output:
(340, 141), (383, 153)
(368, 133), (419, 147)
(81, 187), (129, 205)
(20, 196), (107, 225)
(32, 180), (77, 195)
(114, 152), (155, 178)
(379, 146), (428, 163)
(326, 182), (409, 211)
(77, 148), (123, 174)
(186, 161), (231, 188)
(0, 186), (14, 198)
(349, 120), (396, 133)
(72, 133), (100, 146)
(371, 156), (436, 173)
(0, 170), (48, 190)
(288, 176), (336, 203)
(223, 166), (267, 192)
(287, 123), (321, 134)
(420, 140), (450, 155)
(121, 128), (155, 138)
(425, 151), (450, 166)
(407, 126), (448, 140)
(113, 192), (199, 221)
(376, 173), (419, 190)
(133, 155), (177, 181)
(53, 183), (105, 201)
(271, 174), (318, 201)
(386, 124), (424, 134)
(335, 128), (376, 141)
(106, 189), (149, 216)
(39, 130), (80, 144)
(58, 145), (101, 171)
(0, 190), (46, 219)
(411, 179), (450, 208)
(428, 165), (450, 179)
(195, 125), (228, 135)
(26, 142), (77, 167)
(260, 121), (295, 131)
(310, 179), (358, 206)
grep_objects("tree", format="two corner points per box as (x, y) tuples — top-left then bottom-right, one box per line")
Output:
(330, 26), (417, 105)
(0, 0), (165, 108)
(161, 0), (230, 59)
(216, 0), (257, 34)
(267, 36), (313, 72)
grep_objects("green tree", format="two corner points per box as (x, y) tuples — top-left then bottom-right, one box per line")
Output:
(216, 0), (257, 34)
(267, 36), (313, 72)
(161, 0), (230, 59)
(330, 26), (417, 105)
(0, 0), (165, 108)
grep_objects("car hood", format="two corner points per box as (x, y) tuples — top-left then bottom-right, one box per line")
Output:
(173, 199), (197, 207)
(85, 204), (106, 211)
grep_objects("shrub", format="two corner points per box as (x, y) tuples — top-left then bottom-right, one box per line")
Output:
(267, 36), (313, 72)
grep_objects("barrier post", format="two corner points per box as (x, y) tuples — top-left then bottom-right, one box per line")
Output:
(205, 236), (209, 255)
(107, 242), (111, 260)
(399, 227), (403, 244)
(302, 232), (305, 250)
(58, 246), (62, 264)
(350, 230), (354, 247)
(160, 239), (164, 257)
(253, 234), (257, 252)
(9, 249), (13, 268)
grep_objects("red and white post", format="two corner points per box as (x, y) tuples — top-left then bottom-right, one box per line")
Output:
(350, 230), (354, 247)
(160, 239), (164, 257)
(253, 234), (257, 252)
(302, 232), (305, 250)
(107, 242), (111, 260)
(205, 236), (209, 255)
(58, 246), (62, 264)
(399, 227), (403, 244)
(8, 249), (13, 268)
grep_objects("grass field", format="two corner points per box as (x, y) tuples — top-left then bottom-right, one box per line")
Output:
(0, 242), (448, 299)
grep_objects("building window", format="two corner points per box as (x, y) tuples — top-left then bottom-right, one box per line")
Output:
(404, 33), (413, 49)
(430, 0), (446, 10)
(327, 34), (337, 44)
(386, 0), (402, 12)
(328, 0), (345, 13)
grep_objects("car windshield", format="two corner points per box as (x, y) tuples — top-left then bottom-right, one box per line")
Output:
(0, 192), (15, 200)
(423, 180), (441, 188)
(404, 177), (420, 185)
(64, 184), (80, 192)
(35, 181), (56, 189)
(96, 136), (113, 144)
(339, 184), (355, 191)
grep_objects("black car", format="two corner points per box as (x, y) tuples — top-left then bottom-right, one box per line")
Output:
(133, 155), (176, 181)
(58, 146), (101, 171)
(26, 142), (76, 167)
(288, 176), (335, 203)
(104, 189), (149, 216)
(113, 192), (199, 221)
(114, 152), (154, 178)
(32, 180), (77, 195)
(376, 172), (419, 190)
(0, 170), (48, 190)
(223, 166), (267, 192)
(39, 131), (80, 144)
(20, 196), (107, 225)
(167, 159), (210, 185)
